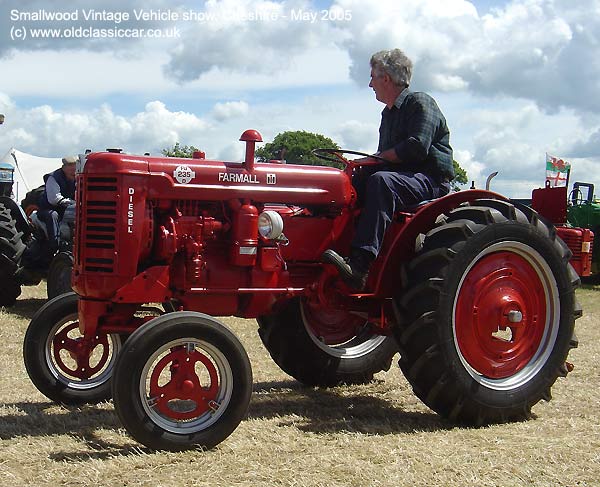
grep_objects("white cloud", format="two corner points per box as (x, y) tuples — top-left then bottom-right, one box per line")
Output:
(0, 93), (15, 109)
(334, 0), (600, 112)
(2, 0), (600, 200)
(0, 96), (210, 156)
(163, 0), (339, 81)
(218, 142), (244, 161)
(335, 120), (378, 152)
(1, 50), (173, 98)
(569, 128), (600, 158)
(3, 0), (600, 115)
(0, 45), (350, 99)
(211, 101), (249, 121)
(568, 158), (600, 193)
(451, 100), (600, 196)
(453, 149), (485, 188)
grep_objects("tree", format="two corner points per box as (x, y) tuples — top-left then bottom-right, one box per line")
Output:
(162, 142), (200, 158)
(255, 131), (340, 168)
(452, 159), (468, 191)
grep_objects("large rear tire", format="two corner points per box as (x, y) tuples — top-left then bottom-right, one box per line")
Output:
(395, 199), (580, 424)
(112, 312), (252, 451)
(258, 297), (397, 387)
(0, 201), (26, 306)
(20, 185), (44, 217)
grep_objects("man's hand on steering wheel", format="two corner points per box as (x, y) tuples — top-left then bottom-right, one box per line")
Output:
(312, 149), (389, 168)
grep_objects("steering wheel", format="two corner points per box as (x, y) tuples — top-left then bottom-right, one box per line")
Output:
(312, 149), (389, 170)
(569, 188), (586, 206)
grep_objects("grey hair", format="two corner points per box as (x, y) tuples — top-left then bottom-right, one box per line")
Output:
(370, 49), (413, 87)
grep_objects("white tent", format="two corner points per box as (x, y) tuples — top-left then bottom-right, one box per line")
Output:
(0, 148), (62, 202)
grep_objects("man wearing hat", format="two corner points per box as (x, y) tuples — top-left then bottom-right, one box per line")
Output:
(37, 156), (77, 252)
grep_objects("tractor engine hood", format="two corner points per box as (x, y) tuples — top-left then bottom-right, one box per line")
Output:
(81, 151), (354, 208)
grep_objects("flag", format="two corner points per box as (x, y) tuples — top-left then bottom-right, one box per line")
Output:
(545, 153), (571, 187)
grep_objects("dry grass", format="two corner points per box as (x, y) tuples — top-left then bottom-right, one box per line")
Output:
(1, 284), (599, 487)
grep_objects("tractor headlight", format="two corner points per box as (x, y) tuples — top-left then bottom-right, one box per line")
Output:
(258, 210), (284, 240)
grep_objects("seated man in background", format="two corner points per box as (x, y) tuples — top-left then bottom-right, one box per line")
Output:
(37, 155), (76, 253)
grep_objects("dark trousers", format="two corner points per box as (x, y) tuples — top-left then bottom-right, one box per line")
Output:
(352, 167), (450, 258)
(37, 209), (60, 251)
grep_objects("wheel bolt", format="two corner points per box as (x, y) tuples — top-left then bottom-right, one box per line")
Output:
(507, 310), (523, 323)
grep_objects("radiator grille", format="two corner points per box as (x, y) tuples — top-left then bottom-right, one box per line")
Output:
(557, 227), (594, 277)
(81, 177), (118, 273)
(561, 232), (585, 262)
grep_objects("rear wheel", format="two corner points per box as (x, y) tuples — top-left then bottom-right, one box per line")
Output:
(0, 201), (26, 305)
(20, 185), (44, 217)
(112, 312), (252, 451)
(47, 251), (74, 299)
(395, 199), (580, 424)
(23, 292), (122, 404)
(258, 297), (397, 386)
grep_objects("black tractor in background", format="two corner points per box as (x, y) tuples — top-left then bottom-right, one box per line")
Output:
(0, 187), (74, 306)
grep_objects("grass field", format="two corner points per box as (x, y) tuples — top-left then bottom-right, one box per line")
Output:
(1, 284), (599, 487)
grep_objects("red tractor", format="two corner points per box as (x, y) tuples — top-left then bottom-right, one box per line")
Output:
(24, 130), (583, 451)
(530, 183), (595, 279)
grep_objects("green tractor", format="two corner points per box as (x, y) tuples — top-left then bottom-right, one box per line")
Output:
(568, 182), (600, 281)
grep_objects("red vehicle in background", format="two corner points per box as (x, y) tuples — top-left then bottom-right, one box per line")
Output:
(529, 183), (594, 278)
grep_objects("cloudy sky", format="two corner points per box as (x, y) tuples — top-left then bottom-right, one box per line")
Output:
(1, 0), (599, 198)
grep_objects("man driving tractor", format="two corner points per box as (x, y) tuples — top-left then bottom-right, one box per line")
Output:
(323, 48), (455, 290)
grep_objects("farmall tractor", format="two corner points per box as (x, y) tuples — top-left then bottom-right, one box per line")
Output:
(24, 131), (585, 451)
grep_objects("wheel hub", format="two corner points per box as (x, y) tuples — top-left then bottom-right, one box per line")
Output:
(455, 251), (547, 379)
(303, 301), (366, 345)
(53, 323), (110, 380)
(148, 345), (220, 421)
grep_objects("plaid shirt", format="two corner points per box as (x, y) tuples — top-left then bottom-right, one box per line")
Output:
(378, 88), (454, 181)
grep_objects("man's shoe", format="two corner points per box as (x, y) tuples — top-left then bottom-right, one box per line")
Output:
(322, 249), (370, 291)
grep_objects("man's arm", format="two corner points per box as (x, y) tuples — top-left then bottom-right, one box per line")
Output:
(45, 176), (74, 207)
(376, 147), (400, 163)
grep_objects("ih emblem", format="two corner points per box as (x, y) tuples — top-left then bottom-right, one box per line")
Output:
(174, 165), (196, 184)
(267, 173), (277, 185)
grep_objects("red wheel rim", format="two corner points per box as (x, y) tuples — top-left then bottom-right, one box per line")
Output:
(149, 346), (220, 421)
(455, 250), (548, 379)
(303, 301), (367, 345)
(53, 322), (110, 380)
(140, 338), (233, 434)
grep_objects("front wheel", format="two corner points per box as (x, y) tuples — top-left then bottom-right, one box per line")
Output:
(395, 199), (580, 424)
(112, 312), (253, 451)
(23, 292), (122, 404)
(258, 297), (397, 386)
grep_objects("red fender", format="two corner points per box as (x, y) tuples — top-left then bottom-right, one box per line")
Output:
(369, 189), (510, 297)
